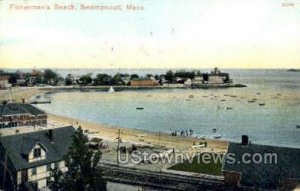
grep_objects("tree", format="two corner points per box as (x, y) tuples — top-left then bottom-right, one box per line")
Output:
(44, 69), (58, 84)
(95, 73), (112, 85)
(79, 74), (93, 85)
(130, 74), (139, 80)
(49, 127), (106, 191)
(111, 73), (122, 85)
(165, 70), (174, 82)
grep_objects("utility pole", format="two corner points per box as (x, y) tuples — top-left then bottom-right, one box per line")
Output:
(9, 86), (13, 103)
(2, 150), (8, 190)
(158, 131), (161, 148)
(116, 129), (121, 166)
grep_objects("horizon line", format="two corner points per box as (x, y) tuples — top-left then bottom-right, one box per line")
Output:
(1, 67), (298, 70)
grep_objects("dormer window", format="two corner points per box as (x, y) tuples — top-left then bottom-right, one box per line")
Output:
(33, 148), (41, 158)
(26, 143), (47, 162)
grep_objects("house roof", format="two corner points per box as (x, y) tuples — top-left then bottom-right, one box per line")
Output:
(223, 142), (300, 189)
(0, 126), (75, 170)
(0, 103), (46, 117)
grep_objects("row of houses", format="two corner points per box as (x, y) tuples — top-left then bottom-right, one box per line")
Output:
(130, 68), (231, 87)
(0, 67), (232, 89)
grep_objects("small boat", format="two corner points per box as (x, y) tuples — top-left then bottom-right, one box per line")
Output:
(226, 107), (233, 110)
(136, 107), (144, 110)
(296, 125), (300, 129)
(259, 103), (266, 106)
(248, 100), (255, 103)
(108, 86), (115, 93)
(212, 128), (217, 133)
(214, 135), (222, 139)
(196, 136), (206, 140)
(221, 99), (226, 102)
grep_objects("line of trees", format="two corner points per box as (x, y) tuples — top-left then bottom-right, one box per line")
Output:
(165, 70), (202, 83)
(2, 69), (207, 86)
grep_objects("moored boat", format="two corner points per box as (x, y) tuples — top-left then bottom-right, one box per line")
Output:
(108, 86), (115, 93)
(214, 135), (222, 139)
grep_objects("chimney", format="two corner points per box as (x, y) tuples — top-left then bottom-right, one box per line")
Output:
(48, 129), (54, 143)
(241, 135), (249, 145)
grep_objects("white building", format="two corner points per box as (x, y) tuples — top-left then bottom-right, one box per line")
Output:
(184, 78), (192, 86)
(191, 76), (203, 86)
(0, 75), (10, 89)
(208, 75), (226, 84)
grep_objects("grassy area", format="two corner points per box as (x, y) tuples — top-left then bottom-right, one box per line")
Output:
(168, 152), (224, 176)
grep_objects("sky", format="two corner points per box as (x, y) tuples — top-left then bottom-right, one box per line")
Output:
(0, 0), (300, 69)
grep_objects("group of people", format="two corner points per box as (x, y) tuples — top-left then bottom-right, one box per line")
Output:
(171, 129), (194, 137)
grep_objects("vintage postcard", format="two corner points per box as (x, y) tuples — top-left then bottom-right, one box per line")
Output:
(0, 0), (300, 190)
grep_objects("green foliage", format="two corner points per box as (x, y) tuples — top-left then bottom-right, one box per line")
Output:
(79, 74), (93, 85)
(130, 74), (139, 80)
(95, 73), (112, 85)
(44, 69), (58, 83)
(165, 70), (174, 82)
(169, 152), (223, 176)
(174, 70), (195, 79)
(49, 127), (106, 191)
(112, 73), (122, 85)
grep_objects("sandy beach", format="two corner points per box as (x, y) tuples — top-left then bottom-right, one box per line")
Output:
(48, 113), (228, 152)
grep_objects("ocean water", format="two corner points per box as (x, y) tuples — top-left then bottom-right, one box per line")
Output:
(35, 69), (300, 148)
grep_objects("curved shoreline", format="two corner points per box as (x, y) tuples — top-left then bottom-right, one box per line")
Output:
(37, 83), (247, 91)
(0, 87), (229, 152)
(48, 113), (228, 152)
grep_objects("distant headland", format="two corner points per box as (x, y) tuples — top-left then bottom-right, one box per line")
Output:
(287, 69), (300, 72)
(0, 67), (246, 90)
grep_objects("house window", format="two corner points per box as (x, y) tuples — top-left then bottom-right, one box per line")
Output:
(33, 148), (41, 158)
(32, 167), (37, 175)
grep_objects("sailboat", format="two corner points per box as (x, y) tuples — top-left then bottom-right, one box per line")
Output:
(108, 86), (115, 93)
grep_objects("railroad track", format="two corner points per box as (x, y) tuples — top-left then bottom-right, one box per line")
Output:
(98, 163), (226, 191)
